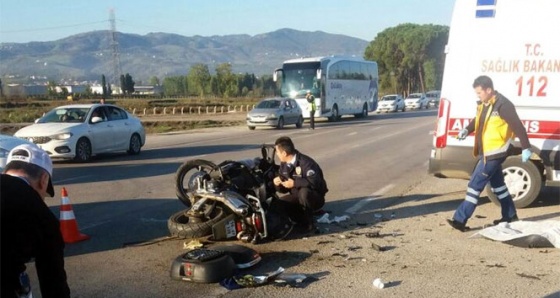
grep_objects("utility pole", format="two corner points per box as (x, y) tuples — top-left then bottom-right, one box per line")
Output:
(109, 8), (122, 94)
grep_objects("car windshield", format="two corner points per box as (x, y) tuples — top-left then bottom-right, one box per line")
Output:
(407, 94), (421, 99)
(256, 100), (281, 109)
(382, 96), (397, 101)
(38, 107), (91, 123)
(427, 92), (439, 98)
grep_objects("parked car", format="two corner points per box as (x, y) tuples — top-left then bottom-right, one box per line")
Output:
(0, 134), (35, 171)
(405, 93), (428, 109)
(14, 104), (146, 162)
(246, 97), (304, 130)
(376, 94), (405, 113)
(426, 90), (441, 108)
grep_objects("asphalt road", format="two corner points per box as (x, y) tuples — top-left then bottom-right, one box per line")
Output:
(24, 108), (560, 297)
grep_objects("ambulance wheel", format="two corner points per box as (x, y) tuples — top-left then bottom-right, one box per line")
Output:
(485, 156), (542, 208)
(168, 206), (226, 239)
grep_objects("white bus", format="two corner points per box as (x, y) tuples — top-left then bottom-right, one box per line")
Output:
(273, 56), (378, 121)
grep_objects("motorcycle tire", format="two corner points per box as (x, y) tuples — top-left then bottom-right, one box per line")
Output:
(168, 206), (226, 239)
(175, 159), (220, 207)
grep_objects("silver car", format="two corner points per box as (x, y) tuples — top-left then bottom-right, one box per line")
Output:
(246, 98), (304, 130)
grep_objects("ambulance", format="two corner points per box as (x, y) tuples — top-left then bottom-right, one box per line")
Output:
(429, 0), (560, 208)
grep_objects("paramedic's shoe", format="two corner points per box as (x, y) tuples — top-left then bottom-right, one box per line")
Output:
(492, 214), (519, 225)
(446, 219), (469, 232)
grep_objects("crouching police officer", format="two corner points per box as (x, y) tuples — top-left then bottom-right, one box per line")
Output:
(272, 136), (328, 232)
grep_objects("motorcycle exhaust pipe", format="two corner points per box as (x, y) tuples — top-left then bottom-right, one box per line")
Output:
(195, 190), (249, 216)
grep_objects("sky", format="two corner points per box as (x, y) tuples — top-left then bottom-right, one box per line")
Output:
(0, 0), (455, 43)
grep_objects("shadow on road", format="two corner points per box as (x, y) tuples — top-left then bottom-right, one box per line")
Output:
(53, 198), (185, 257)
(52, 144), (266, 185)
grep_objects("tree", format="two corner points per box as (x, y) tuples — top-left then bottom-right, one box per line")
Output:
(149, 76), (160, 86)
(364, 23), (449, 95)
(189, 63), (211, 97)
(47, 80), (58, 96)
(125, 73), (135, 94)
(101, 74), (108, 99)
(162, 76), (188, 97)
(120, 74), (126, 94)
(215, 63), (238, 98)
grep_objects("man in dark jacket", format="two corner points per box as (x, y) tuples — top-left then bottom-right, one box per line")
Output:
(1, 144), (70, 298)
(272, 136), (328, 231)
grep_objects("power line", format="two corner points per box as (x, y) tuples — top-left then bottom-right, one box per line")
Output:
(0, 21), (108, 33)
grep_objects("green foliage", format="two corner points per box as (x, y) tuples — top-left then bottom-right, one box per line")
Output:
(149, 76), (160, 86)
(189, 64), (211, 97)
(101, 74), (108, 99)
(364, 23), (448, 95)
(125, 73), (135, 94)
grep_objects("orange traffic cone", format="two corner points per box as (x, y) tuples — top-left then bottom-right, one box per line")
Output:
(59, 187), (90, 243)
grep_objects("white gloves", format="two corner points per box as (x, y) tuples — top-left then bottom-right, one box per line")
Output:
(457, 129), (469, 140)
(521, 149), (532, 162)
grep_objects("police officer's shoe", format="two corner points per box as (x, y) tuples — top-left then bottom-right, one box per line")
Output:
(492, 214), (519, 225)
(446, 219), (470, 232)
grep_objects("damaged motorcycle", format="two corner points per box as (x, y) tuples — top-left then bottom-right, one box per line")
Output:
(169, 144), (294, 243)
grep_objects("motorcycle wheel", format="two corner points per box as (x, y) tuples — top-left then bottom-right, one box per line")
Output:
(168, 206), (226, 239)
(175, 159), (220, 207)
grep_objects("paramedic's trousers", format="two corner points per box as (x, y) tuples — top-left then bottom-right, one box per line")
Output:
(452, 157), (517, 224)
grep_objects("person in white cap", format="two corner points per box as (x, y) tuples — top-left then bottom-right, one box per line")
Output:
(1, 144), (70, 298)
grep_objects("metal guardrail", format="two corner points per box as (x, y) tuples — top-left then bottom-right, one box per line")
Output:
(130, 105), (255, 116)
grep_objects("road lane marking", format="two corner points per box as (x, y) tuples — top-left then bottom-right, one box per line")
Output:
(345, 184), (394, 214)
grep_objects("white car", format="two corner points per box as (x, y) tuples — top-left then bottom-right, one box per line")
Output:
(14, 104), (146, 162)
(376, 94), (405, 113)
(405, 93), (429, 109)
(426, 90), (441, 108)
(0, 134), (35, 171)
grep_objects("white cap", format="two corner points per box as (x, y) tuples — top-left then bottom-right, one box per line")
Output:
(7, 144), (54, 197)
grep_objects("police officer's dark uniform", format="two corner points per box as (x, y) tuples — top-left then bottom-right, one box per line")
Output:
(275, 150), (328, 228)
(1, 149), (70, 297)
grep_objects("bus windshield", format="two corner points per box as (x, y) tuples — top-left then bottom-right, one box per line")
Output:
(280, 62), (321, 98)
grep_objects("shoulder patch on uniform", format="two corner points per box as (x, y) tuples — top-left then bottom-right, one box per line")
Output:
(306, 169), (316, 176)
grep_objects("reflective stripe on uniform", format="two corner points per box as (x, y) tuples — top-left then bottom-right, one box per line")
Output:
(467, 187), (480, 196)
(491, 185), (507, 193)
(498, 191), (510, 200)
(465, 195), (478, 204)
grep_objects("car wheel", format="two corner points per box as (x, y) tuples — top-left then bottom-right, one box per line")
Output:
(74, 138), (92, 162)
(276, 117), (285, 129)
(127, 133), (142, 155)
(248, 126), (256, 130)
(485, 156), (542, 208)
(296, 115), (303, 128)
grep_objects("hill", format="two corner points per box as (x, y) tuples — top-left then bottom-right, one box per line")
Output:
(0, 28), (368, 83)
